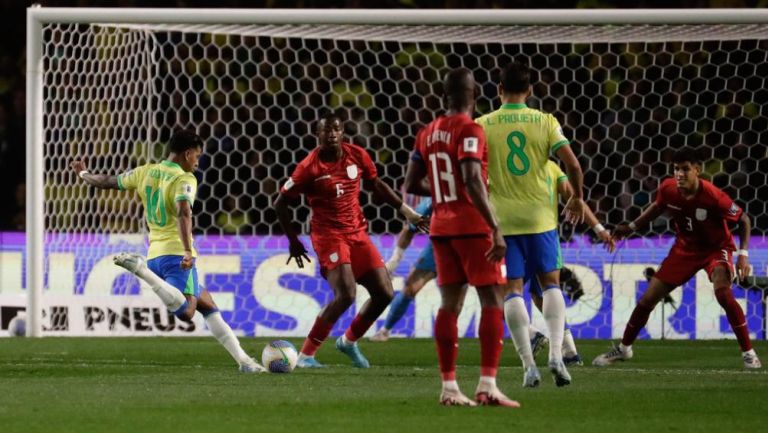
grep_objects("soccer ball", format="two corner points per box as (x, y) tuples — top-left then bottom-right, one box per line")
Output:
(261, 340), (298, 373)
(8, 313), (26, 337)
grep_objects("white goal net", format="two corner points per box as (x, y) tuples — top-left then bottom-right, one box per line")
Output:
(11, 9), (768, 339)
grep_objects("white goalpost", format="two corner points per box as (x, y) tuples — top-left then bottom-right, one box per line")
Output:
(22, 7), (768, 338)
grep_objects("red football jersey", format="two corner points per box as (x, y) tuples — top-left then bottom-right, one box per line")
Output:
(413, 113), (491, 237)
(655, 178), (742, 251)
(280, 142), (377, 234)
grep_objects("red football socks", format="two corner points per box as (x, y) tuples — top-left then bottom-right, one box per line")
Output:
(478, 307), (504, 378)
(715, 288), (752, 352)
(435, 308), (458, 381)
(622, 303), (654, 346)
(344, 313), (377, 343)
(300, 316), (334, 356)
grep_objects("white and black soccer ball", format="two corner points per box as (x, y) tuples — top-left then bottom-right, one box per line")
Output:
(8, 313), (27, 337)
(261, 340), (298, 373)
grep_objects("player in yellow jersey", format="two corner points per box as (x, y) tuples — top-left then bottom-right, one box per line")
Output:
(71, 130), (265, 373)
(476, 61), (586, 387)
(521, 161), (615, 372)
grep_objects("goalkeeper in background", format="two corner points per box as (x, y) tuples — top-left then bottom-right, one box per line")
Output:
(71, 129), (265, 373)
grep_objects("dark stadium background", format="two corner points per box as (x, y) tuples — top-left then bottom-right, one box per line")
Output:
(1, 0), (765, 236)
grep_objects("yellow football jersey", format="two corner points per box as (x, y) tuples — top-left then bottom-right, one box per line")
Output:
(476, 103), (569, 235)
(545, 160), (569, 223)
(117, 161), (198, 259)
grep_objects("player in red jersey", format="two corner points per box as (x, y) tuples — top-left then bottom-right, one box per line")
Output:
(404, 68), (520, 408)
(593, 147), (761, 368)
(274, 113), (427, 369)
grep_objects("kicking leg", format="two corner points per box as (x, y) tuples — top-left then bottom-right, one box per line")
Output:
(114, 253), (189, 316)
(197, 290), (265, 373)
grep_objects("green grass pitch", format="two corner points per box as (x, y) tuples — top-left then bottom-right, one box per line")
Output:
(0, 337), (766, 433)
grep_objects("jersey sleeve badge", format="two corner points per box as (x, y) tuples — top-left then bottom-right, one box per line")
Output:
(463, 137), (478, 153)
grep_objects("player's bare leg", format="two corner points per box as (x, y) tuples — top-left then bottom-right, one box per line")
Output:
(711, 265), (761, 368)
(197, 290), (265, 373)
(474, 284), (521, 408)
(593, 277), (673, 366)
(503, 278), (539, 387)
(297, 264), (358, 368)
(335, 267), (394, 368)
(371, 269), (436, 342)
(435, 283), (475, 406)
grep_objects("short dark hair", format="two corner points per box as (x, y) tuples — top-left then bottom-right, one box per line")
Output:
(499, 61), (531, 94)
(317, 112), (343, 130)
(168, 129), (203, 153)
(671, 147), (702, 165)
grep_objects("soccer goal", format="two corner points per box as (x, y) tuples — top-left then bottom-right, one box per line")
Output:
(17, 7), (768, 338)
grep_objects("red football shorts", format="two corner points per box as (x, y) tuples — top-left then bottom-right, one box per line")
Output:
(654, 244), (735, 287)
(310, 229), (384, 280)
(431, 235), (506, 287)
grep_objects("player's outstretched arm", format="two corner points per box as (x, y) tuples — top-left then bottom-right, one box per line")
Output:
(176, 200), (195, 270)
(273, 193), (311, 268)
(386, 226), (415, 274)
(558, 179), (615, 252)
(459, 160), (505, 262)
(736, 212), (752, 280)
(366, 178), (428, 232)
(615, 202), (664, 240)
(555, 145), (586, 224)
(70, 160), (119, 189)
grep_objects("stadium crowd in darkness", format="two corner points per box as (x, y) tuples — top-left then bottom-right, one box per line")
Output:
(1, 0), (766, 237)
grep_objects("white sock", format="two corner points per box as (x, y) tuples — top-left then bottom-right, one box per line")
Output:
(542, 289), (566, 363)
(341, 334), (354, 346)
(298, 352), (313, 360)
(442, 380), (460, 392)
(504, 296), (535, 368)
(478, 375), (496, 388)
(528, 324), (543, 340)
(562, 328), (578, 357)
(206, 312), (251, 366)
(134, 266), (187, 312)
(620, 343), (632, 352)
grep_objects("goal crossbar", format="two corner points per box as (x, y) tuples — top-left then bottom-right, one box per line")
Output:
(25, 7), (768, 337)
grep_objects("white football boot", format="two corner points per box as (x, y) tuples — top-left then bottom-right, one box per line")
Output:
(440, 388), (477, 407)
(523, 365), (541, 388)
(475, 383), (521, 408)
(548, 360), (572, 387)
(239, 357), (267, 373)
(113, 252), (147, 274)
(743, 349), (762, 369)
(592, 343), (634, 367)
